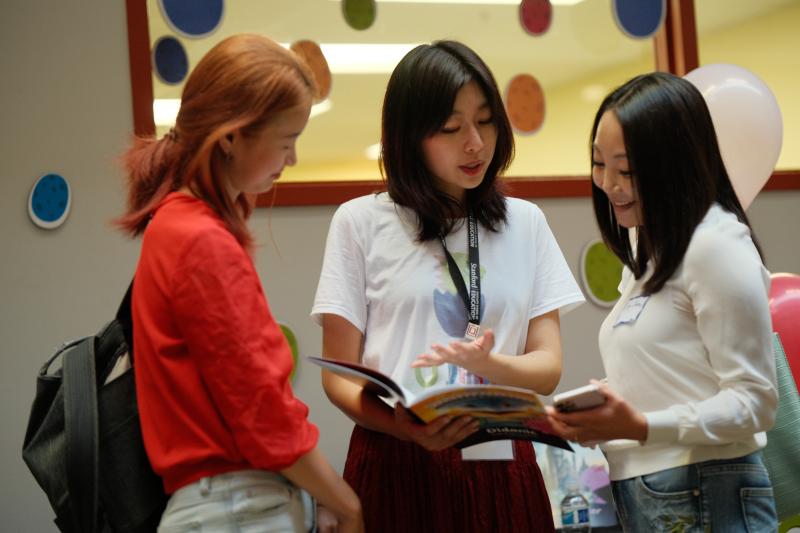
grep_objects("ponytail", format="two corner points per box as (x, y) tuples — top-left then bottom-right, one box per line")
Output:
(115, 135), (182, 237)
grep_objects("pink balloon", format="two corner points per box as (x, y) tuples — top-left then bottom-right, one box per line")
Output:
(684, 64), (783, 210)
(519, 0), (552, 36)
(769, 273), (800, 387)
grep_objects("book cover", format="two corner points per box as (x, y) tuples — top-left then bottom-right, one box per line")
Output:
(308, 356), (572, 451)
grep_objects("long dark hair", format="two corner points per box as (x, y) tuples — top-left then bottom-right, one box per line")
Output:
(381, 40), (513, 241)
(591, 71), (762, 294)
(115, 34), (315, 252)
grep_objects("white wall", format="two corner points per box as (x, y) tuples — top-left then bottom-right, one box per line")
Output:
(2, 1), (798, 531)
(1, 1), (139, 530)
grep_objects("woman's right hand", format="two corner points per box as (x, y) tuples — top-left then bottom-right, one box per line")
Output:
(393, 404), (480, 451)
(545, 380), (648, 445)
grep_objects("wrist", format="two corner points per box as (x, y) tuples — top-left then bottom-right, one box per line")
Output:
(469, 351), (496, 378)
(634, 412), (649, 443)
(390, 426), (412, 442)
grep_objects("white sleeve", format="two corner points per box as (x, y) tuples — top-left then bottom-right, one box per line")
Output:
(310, 204), (367, 332)
(645, 225), (778, 445)
(528, 206), (585, 318)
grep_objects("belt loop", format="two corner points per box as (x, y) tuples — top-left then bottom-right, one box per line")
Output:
(199, 476), (211, 497)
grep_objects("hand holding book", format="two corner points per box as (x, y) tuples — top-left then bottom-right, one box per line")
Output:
(393, 404), (481, 452)
(309, 356), (573, 451)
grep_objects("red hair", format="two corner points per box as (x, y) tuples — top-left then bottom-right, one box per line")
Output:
(116, 34), (315, 252)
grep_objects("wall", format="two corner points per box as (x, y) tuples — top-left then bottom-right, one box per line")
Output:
(1, 2), (139, 530)
(698, 0), (800, 170)
(1, 1), (798, 531)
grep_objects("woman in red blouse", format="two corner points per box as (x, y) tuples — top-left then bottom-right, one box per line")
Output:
(116, 34), (362, 533)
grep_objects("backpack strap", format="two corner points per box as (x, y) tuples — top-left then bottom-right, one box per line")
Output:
(61, 281), (134, 533)
(63, 336), (99, 533)
(117, 280), (134, 359)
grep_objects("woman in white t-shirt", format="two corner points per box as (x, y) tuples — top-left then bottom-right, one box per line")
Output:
(547, 72), (778, 532)
(312, 40), (584, 532)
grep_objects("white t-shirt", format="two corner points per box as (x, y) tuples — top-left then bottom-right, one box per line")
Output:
(599, 204), (778, 481)
(312, 193), (584, 401)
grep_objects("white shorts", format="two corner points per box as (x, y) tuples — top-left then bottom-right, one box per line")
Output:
(158, 469), (311, 532)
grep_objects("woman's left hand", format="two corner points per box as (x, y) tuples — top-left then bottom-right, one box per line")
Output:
(545, 380), (648, 445)
(411, 329), (495, 375)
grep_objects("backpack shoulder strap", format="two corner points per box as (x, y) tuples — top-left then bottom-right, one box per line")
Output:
(63, 336), (99, 533)
(116, 280), (134, 358)
(60, 282), (133, 533)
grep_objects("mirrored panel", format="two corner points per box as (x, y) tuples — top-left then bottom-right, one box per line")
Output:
(146, 0), (656, 183)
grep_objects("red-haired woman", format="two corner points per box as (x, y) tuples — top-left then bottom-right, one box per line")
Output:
(117, 34), (362, 533)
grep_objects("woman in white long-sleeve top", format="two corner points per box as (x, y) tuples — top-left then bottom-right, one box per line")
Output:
(547, 71), (778, 532)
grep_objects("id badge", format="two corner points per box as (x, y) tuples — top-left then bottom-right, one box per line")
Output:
(614, 295), (649, 327)
(464, 322), (480, 341)
(461, 440), (515, 461)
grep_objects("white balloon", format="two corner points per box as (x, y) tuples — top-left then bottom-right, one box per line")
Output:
(684, 64), (783, 210)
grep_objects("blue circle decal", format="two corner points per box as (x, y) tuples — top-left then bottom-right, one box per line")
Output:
(158, 0), (224, 38)
(29, 173), (71, 229)
(153, 36), (189, 85)
(613, 0), (665, 39)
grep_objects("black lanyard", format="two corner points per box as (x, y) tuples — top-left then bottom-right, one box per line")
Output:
(440, 212), (481, 340)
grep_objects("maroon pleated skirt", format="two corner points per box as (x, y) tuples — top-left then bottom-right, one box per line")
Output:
(343, 425), (556, 533)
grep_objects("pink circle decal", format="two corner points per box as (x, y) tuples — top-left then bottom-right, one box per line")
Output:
(519, 0), (552, 37)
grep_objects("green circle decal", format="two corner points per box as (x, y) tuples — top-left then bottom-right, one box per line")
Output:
(280, 323), (299, 381)
(580, 238), (623, 307)
(342, 0), (376, 31)
(778, 513), (800, 533)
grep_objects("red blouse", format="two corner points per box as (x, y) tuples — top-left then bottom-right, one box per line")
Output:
(132, 192), (318, 494)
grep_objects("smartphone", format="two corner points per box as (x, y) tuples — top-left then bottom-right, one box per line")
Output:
(552, 384), (607, 413)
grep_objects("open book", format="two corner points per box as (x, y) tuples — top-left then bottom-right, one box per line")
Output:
(308, 356), (572, 451)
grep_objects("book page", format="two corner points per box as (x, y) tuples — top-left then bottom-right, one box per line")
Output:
(408, 384), (546, 423)
(409, 385), (572, 452)
(306, 356), (407, 403)
(308, 357), (572, 451)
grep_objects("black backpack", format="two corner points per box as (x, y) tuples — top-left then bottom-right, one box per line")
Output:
(22, 283), (167, 532)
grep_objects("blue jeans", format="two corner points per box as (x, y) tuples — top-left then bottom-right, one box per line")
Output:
(157, 470), (310, 532)
(611, 452), (777, 533)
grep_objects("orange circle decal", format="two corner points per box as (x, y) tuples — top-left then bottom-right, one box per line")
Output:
(505, 73), (545, 135)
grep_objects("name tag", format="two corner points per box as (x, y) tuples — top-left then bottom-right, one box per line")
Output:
(461, 440), (515, 461)
(614, 295), (649, 327)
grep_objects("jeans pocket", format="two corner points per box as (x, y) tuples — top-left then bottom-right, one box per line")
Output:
(231, 482), (292, 517)
(639, 467), (696, 496)
(634, 475), (701, 533)
(233, 482), (305, 533)
(741, 487), (778, 533)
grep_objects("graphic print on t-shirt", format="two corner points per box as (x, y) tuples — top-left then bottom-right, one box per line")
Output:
(432, 251), (486, 385)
